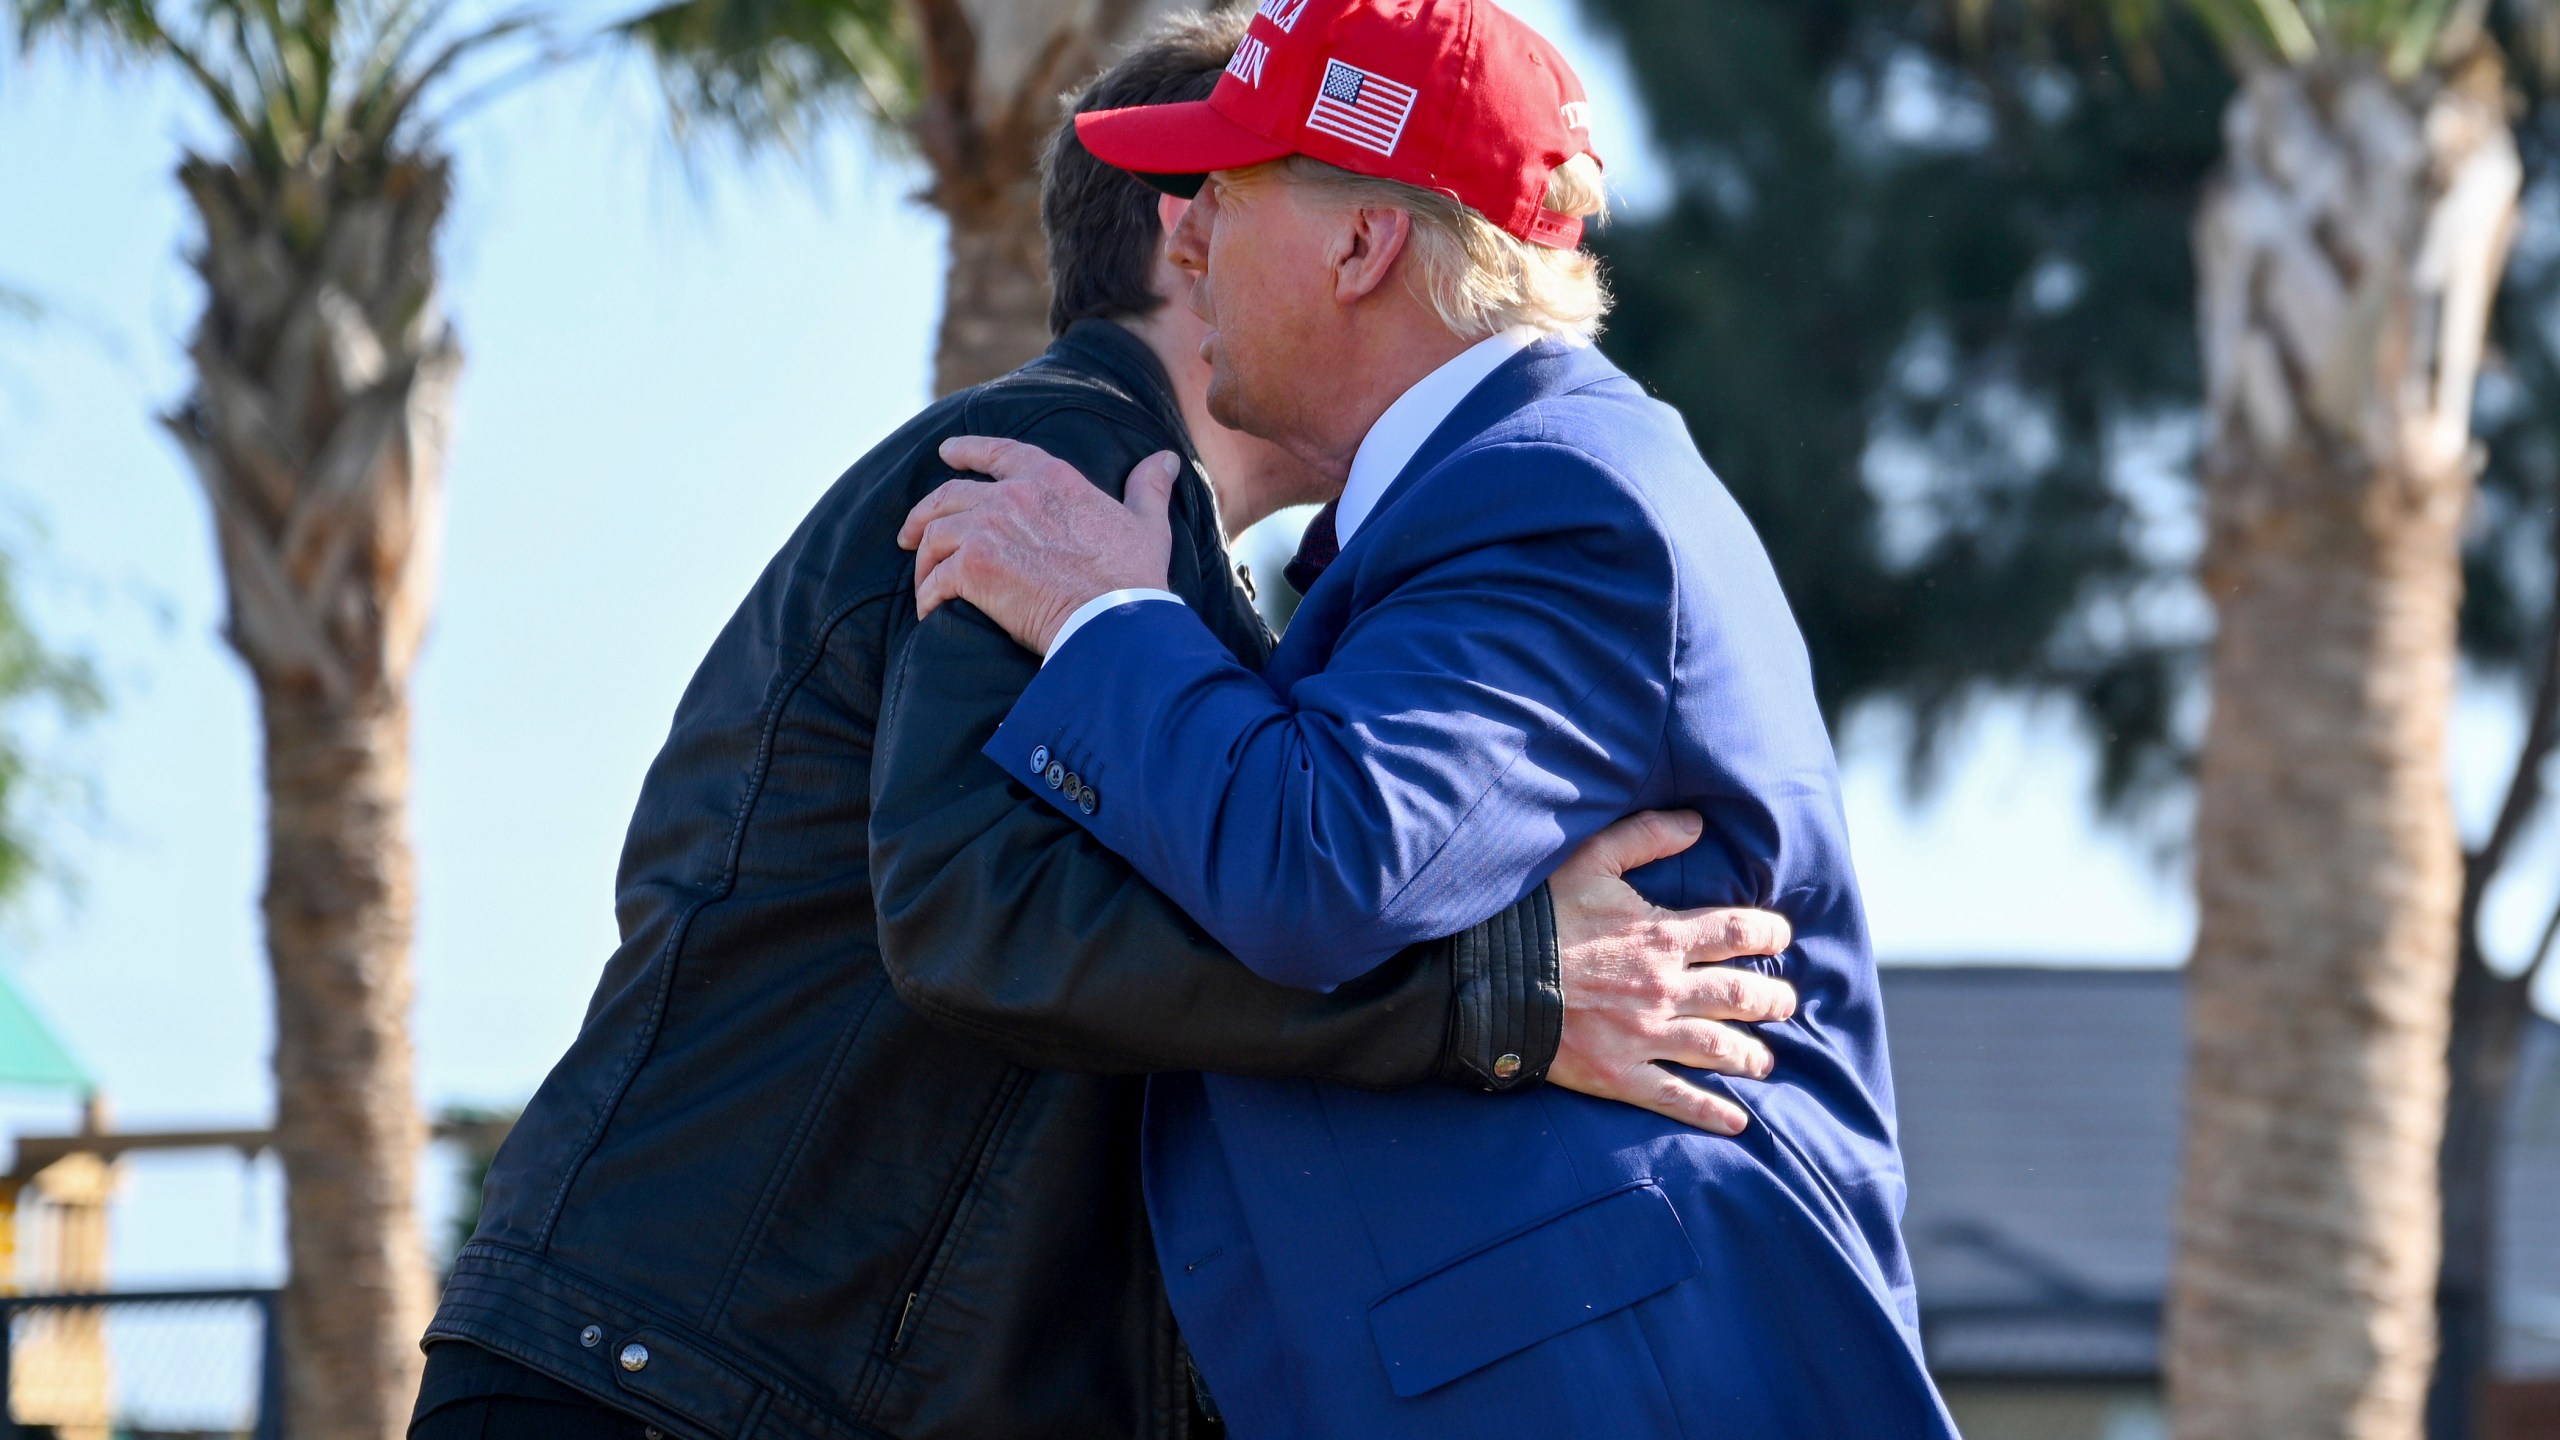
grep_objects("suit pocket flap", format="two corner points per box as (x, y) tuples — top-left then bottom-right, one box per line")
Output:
(1366, 1182), (1699, 1398)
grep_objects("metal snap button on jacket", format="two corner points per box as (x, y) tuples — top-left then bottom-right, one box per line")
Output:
(1492, 1053), (1523, 1080)
(579, 1325), (603, 1349)
(620, 1343), (650, 1373)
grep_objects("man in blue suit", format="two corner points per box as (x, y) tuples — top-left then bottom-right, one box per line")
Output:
(896, 1), (1959, 1434)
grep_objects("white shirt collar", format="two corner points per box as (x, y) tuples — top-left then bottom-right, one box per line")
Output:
(1335, 328), (1539, 546)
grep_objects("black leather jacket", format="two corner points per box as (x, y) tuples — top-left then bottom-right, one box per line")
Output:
(425, 321), (1563, 1440)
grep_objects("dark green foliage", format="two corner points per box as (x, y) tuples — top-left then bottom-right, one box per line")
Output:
(2466, 13), (2560, 682)
(1582, 0), (2559, 811)
(619, 0), (913, 152)
(1584, 0), (2229, 809)
(437, 1105), (518, 1262)
(0, 547), (101, 904)
(4, 0), (536, 181)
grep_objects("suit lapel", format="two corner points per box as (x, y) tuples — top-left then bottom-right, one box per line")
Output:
(1266, 341), (1623, 692)
(1350, 340), (1621, 550)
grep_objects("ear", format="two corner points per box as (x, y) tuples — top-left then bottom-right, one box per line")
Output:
(1329, 205), (1414, 306)
(1157, 191), (1191, 244)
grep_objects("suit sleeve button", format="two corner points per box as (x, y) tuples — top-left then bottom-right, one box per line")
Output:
(1030, 745), (1051, 773)
(1044, 762), (1067, 791)
(1078, 787), (1100, 816)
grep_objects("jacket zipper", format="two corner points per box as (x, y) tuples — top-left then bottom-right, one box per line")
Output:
(882, 1068), (1032, 1358)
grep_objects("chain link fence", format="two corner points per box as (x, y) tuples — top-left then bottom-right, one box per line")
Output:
(0, 1288), (278, 1440)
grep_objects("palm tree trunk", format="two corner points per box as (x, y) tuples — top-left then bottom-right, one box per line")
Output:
(2171, 57), (2519, 1440)
(901, 0), (1196, 395)
(166, 150), (455, 1440)
(924, 155), (1052, 395)
(263, 687), (434, 1440)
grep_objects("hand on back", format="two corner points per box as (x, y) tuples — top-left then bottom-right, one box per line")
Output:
(1548, 810), (1798, 1135)
(901, 438), (1180, 654)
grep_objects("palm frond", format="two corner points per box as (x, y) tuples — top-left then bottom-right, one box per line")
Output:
(349, 8), (538, 153)
(334, 0), (439, 146)
(619, 0), (915, 152)
(2241, 0), (2318, 61)
(6, 0), (163, 56)
(160, 24), (273, 156)
(2386, 0), (2464, 73)
(8, 0), (547, 176)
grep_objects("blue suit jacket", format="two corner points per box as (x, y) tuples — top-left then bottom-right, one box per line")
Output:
(988, 342), (1956, 1438)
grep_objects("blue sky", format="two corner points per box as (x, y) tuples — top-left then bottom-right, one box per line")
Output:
(0, 0), (2546, 1288)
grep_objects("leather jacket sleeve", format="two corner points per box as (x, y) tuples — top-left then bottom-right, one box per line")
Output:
(868, 599), (1560, 1092)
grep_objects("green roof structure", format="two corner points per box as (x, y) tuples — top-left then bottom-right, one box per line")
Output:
(0, 969), (91, 1093)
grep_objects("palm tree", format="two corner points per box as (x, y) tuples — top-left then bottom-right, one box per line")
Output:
(626, 0), (1207, 393)
(1967, 1), (2524, 1435)
(5, 1), (525, 1433)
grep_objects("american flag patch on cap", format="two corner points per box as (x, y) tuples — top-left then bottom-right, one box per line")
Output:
(1306, 58), (1419, 157)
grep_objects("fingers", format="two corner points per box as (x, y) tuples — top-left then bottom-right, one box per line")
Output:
(1124, 452), (1181, 526)
(915, 534), (976, 620)
(1639, 1069), (1753, 1135)
(1654, 1017), (1775, 1080)
(1554, 810), (1704, 883)
(1593, 1064), (1752, 1136)
(937, 435), (1054, 481)
(900, 476), (991, 551)
(1550, 1045), (1748, 1135)
(1667, 962), (1798, 1024)
(910, 514), (968, 612)
(1666, 906), (1794, 967)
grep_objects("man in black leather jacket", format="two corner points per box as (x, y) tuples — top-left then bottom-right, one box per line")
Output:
(411, 15), (1799, 1440)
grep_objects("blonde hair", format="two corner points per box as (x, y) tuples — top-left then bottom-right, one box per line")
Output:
(1270, 153), (1612, 343)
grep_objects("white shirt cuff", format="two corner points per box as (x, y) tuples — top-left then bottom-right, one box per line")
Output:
(1044, 588), (1184, 663)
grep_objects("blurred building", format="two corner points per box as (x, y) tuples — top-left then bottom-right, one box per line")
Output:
(0, 968), (114, 1439)
(1890, 965), (2560, 1440)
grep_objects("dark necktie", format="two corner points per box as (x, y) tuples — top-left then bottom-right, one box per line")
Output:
(1284, 500), (1342, 596)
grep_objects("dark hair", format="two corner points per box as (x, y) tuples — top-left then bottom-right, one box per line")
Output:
(1042, 9), (1249, 337)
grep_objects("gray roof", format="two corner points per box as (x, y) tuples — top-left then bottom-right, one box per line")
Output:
(1881, 964), (2560, 1380)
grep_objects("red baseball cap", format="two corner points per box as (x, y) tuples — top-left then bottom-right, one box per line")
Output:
(1075, 0), (1600, 249)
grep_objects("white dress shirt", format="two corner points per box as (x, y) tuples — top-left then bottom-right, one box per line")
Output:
(1043, 328), (1540, 661)
(1333, 327), (1537, 545)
